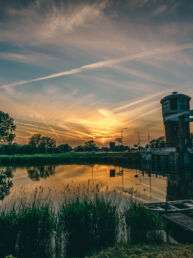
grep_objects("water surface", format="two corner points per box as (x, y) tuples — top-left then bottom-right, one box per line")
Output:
(0, 164), (192, 204)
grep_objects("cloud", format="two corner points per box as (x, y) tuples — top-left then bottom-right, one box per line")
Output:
(152, 5), (167, 16)
(1, 42), (193, 89)
(0, 53), (26, 60)
(0, 1), (107, 44)
(114, 91), (167, 112)
(1, 0), (193, 146)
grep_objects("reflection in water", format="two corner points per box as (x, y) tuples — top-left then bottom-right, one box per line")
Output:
(2, 164), (193, 204)
(27, 166), (56, 181)
(167, 166), (193, 201)
(0, 167), (14, 200)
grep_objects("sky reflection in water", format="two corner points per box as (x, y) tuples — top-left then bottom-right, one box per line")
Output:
(0, 164), (168, 204)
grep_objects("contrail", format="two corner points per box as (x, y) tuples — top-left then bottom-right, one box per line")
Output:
(114, 90), (168, 112)
(1, 42), (193, 88)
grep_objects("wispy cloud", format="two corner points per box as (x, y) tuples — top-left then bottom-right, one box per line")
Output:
(114, 91), (167, 112)
(1, 42), (193, 89)
(1, 0), (193, 145)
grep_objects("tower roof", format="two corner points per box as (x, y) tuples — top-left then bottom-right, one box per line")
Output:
(160, 92), (191, 104)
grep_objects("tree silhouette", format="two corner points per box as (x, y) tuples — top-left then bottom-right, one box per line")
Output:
(29, 134), (56, 153)
(27, 166), (56, 181)
(0, 167), (14, 200)
(0, 111), (16, 144)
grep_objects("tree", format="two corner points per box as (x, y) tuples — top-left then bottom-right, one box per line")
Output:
(85, 141), (95, 150)
(29, 134), (42, 148)
(149, 136), (165, 148)
(0, 111), (16, 144)
(0, 167), (14, 200)
(27, 166), (55, 181)
(28, 134), (56, 153)
(84, 141), (98, 151)
(57, 144), (72, 153)
(38, 136), (56, 152)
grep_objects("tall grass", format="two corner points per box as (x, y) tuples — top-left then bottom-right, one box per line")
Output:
(0, 185), (165, 258)
(57, 197), (118, 257)
(125, 202), (165, 244)
(0, 206), (54, 258)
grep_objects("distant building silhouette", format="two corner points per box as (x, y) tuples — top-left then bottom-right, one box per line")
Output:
(109, 142), (115, 151)
(161, 92), (193, 152)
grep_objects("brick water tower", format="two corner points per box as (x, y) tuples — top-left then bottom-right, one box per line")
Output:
(161, 92), (193, 153)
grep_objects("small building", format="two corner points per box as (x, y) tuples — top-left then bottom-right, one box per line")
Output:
(109, 142), (115, 151)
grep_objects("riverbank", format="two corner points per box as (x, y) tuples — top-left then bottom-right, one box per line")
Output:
(89, 243), (193, 257)
(0, 185), (165, 258)
(0, 152), (140, 167)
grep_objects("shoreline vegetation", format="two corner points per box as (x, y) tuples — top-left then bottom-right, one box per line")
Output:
(0, 185), (165, 258)
(0, 152), (140, 167)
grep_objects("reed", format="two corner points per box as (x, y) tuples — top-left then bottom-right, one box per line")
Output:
(0, 185), (165, 258)
(57, 197), (118, 257)
(125, 202), (165, 244)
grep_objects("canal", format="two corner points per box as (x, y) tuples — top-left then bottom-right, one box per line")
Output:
(1, 164), (192, 204)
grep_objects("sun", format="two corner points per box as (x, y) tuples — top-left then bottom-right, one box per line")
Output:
(99, 137), (107, 144)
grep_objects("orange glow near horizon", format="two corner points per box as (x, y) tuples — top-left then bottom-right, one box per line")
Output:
(10, 90), (168, 146)
(1, 1), (193, 146)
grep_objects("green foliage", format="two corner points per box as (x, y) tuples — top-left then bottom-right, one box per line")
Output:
(0, 111), (16, 144)
(57, 197), (118, 257)
(148, 136), (165, 149)
(16, 207), (54, 258)
(0, 152), (140, 167)
(0, 167), (14, 200)
(0, 197), (118, 258)
(0, 191), (166, 258)
(29, 134), (56, 153)
(0, 206), (54, 258)
(75, 140), (99, 152)
(125, 203), (165, 244)
(57, 144), (72, 153)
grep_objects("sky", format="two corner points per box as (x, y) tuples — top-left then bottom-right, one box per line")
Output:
(0, 0), (193, 146)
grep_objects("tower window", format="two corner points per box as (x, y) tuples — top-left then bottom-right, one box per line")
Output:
(170, 98), (177, 110)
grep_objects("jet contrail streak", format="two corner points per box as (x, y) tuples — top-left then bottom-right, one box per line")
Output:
(1, 43), (193, 88)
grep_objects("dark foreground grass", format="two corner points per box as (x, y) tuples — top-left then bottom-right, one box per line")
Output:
(57, 198), (118, 258)
(125, 203), (165, 244)
(0, 197), (119, 258)
(0, 206), (54, 258)
(0, 152), (140, 167)
(88, 243), (193, 258)
(0, 188), (165, 258)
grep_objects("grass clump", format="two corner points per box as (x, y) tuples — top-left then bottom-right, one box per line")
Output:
(0, 206), (54, 258)
(57, 197), (118, 257)
(0, 185), (166, 258)
(125, 202), (165, 244)
(0, 188), (119, 258)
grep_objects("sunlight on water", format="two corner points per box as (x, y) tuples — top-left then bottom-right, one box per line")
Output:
(0, 164), (168, 204)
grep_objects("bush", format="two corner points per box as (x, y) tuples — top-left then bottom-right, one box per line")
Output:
(125, 203), (165, 244)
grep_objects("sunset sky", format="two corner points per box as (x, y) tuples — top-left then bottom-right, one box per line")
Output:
(0, 0), (193, 146)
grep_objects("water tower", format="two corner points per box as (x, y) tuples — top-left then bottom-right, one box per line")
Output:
(161, 92), (193, 152)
